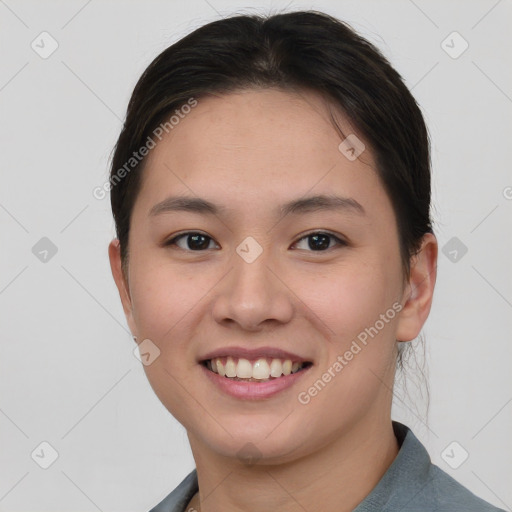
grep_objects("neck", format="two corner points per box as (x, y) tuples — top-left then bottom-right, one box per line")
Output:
(187, 416), (399, 512)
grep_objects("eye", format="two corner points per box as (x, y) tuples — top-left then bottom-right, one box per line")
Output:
(164, 232), (219, 251)
(164, 231), (346, 252)
(292, 231), (347, 252)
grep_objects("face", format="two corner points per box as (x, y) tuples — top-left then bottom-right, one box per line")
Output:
(110, 88), (435, 465)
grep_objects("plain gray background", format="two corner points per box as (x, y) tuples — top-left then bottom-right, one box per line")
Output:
(1, 0), (511, 510)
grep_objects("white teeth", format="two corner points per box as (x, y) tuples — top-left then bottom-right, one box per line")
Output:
(252, 359), (270, 380)
(225, 356), (237, 377)
(236, 358), (253, 378)
(270, 359), (283, 378)
(216, 358), (226, 377)
(207, 357), (307, 379)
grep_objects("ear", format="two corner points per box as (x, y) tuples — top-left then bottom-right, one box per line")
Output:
(108, 239), (137, 337)
(396, 233), (438, 342)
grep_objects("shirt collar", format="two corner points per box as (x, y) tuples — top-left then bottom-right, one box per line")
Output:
(354, 421), (433, 511)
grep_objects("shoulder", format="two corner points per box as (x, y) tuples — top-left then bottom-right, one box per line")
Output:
(355, 422), (506, 512)
(428, 463), (505, 512)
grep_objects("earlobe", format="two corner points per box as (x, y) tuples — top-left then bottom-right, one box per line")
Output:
(395, 233), (438, 342)
(108, 239), (136, 334)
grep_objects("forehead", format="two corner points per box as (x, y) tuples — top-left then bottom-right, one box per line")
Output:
(148, 88), (368, 166)
(136, 88), (387, 218)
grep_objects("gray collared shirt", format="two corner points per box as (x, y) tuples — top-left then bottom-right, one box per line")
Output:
(149, 421), (505, 512)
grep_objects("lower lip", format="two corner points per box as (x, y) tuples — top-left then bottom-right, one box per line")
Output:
(200, 364), (311, 400)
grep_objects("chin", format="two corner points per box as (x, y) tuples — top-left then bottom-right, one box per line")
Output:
(194, 421), (311, 466)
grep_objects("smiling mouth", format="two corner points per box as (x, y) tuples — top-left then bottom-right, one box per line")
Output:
(202, 356), (313, 382)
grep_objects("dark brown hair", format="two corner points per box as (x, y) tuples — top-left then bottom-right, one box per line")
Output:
(110, 10), (433, 278)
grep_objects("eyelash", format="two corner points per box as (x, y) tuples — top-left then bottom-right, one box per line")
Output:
(163, 231), (347, 252)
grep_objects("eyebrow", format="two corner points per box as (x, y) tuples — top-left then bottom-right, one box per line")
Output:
(149, 194), (365, 217)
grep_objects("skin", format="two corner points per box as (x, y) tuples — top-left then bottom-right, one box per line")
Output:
(109, 88), (437, 512)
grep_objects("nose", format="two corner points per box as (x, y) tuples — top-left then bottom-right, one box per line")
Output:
(211, 250), (294, 331)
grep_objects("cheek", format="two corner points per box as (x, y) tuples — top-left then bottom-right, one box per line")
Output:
(295, 268), (399, 430)
(129, 257), (206, 348)
(292, 257), (400, 341)
(295, 256), (400, 395)
(129, 261), (210, 427)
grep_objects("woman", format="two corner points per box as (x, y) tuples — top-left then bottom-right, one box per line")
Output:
(108, 10), (504, 512)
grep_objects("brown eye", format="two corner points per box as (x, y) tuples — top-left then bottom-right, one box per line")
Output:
(166, 232), (219, 251)
(293, 232), (346, 252)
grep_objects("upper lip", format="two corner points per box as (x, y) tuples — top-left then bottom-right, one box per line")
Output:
(199, 346), (311, 363)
